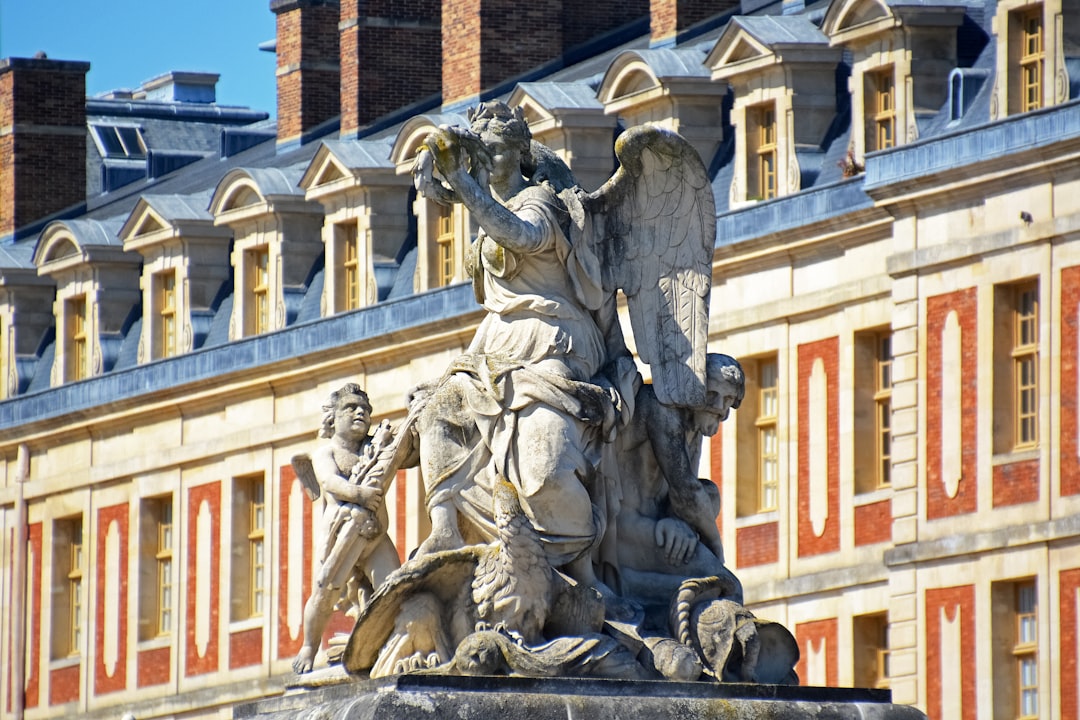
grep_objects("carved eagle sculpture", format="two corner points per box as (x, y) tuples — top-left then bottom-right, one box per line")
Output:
(471, 477), (552, 643)
(579, 124), (716, 408)
(342, 477), (552, 676)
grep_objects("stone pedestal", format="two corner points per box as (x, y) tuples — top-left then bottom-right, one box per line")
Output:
(236, 674), (928, 719)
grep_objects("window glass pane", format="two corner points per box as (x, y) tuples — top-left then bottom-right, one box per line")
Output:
(94, 126), (125, 156)
(117, 126), (145, 156)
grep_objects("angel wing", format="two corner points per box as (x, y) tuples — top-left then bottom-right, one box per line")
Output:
(584, 125), (716, 408)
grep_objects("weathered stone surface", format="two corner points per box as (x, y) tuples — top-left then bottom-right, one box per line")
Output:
(236, 675), (928, 719)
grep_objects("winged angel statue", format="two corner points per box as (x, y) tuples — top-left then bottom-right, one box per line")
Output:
(333, 102), (798, 684)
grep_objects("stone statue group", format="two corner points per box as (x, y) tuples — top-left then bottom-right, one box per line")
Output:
(291, 102), (799, 684)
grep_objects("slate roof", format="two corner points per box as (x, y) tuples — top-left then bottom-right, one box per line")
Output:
(731, 15), (831, 45)
(4, 0), (1074, 418)
(515, 82), (605, 110)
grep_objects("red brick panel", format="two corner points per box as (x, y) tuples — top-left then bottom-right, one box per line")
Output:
(25, 522), (42, 709)
(926, 289), (978, 520)
(1061, 568), (1080, 720)
(323, 610), (354, 646)
(992, 459), (1039, 507)
(278, 464), (312, 659)
(735, 520), (778, 568)
(185, 482), (220, 677)
(136, 646), (169, 688)
(797, 337), (840, 557)
(48, 664), (79, 706)
(794, 618), (838, 687)
(854, 499), (892, 546)
(93, 503), (129, 695)
(710, 429), (722, 537)
(229, 628), (263, 669)
(926, 585), (976, 720)
(1062, 266), (1080, 496)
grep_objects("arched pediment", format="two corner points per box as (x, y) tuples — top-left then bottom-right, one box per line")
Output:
(209, 169), (267, 216)
(597, 52), (661, 105)
(391, 113), (470, 171)
(821, 0), (896, 41)
(39, 235), (80, 265)
(34, 218), (125, 268)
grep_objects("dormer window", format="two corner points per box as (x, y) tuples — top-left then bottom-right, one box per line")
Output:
(990, 0), (1067, 119)
(436, 204), (456, 287)
(66, 296), (88, 382)
(335, 221), (362, 312)
(389, 116), (475, 294)
(709, 16), (840, 206)
(1015, 6), (1044, 112)
(749, 103), (778, 201)
(157, 271), (178, 359)
(247, 247), (271, 335)
(90, 124), (146, 159)
(867, 67), (896, 151)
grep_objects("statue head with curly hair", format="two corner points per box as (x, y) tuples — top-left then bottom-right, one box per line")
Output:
(468, 101), (532, 157)
(319, 383), (372, 439)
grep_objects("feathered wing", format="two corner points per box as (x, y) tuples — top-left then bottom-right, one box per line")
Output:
(585, 125), (715, 407)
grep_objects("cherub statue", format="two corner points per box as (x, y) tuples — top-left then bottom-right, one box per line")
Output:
(610, 353), (745, 609)
(409, 103), (715, 614)
(292, 384), (401, 674)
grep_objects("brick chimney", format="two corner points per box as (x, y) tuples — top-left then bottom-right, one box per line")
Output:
(0, 56), (90, 241)
(442, 0), (564, 108)
(441, 0), (650, 109)
(271, 0), (340, 149)
(651, 0), (739, 46)
(563, 1), (649, 51)
(339, 0), (442, 139)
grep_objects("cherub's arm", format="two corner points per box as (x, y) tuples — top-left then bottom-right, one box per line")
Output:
(644, 398), (724, 561)
(311, 446), (382, 511)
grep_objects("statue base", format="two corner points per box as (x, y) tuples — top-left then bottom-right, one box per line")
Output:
(236, 673), (928, 719)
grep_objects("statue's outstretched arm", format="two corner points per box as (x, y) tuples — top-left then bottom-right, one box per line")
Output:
(421, 128), (547, 254)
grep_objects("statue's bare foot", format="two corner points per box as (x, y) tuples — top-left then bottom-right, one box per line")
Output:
(293, 646), (316, 674)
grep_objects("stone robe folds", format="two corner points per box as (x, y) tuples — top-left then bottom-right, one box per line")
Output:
(422, 183), (630, 568)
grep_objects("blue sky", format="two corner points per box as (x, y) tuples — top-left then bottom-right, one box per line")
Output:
(0, 1), (279, 115)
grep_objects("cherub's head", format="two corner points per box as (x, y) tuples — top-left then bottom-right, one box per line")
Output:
(319, 383), (372, 441)
(693, 354), (745, 437)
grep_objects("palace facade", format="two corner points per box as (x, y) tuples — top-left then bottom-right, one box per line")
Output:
(2, 0), (1079, 718)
